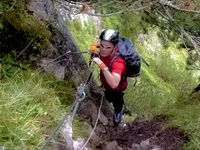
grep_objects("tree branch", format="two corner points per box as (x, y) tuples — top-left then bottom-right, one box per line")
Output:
(84, 0), (158, 17)
(156, 3), (200, 57)
(159, 0), (200, 14)
(56, 0), (159, 17)
(179, 27), (200, 56)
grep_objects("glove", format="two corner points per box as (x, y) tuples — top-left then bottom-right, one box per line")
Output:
(89, 41), (100, 54)
(92, 57), (108, 71)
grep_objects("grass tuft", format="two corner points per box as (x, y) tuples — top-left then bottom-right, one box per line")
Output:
(0, 56), (74, 149)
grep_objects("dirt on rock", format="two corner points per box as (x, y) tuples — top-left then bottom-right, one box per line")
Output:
(97, 116), (188, 150)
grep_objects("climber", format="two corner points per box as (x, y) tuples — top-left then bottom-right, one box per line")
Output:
(90, 29), (128, 125)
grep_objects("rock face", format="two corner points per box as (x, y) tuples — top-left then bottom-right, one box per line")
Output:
(27, 0), (89, 84)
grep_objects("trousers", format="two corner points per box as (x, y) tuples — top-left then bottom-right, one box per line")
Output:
(104, 90), (124, 114)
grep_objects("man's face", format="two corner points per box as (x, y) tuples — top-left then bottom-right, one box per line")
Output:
(99, 40), (115, 57)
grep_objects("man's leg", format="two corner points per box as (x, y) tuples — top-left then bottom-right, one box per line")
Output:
(112, 92), (124, 114)
(104, 90), (124, 125)
(104, 90), (124, 112)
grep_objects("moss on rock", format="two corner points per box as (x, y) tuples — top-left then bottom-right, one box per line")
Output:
(0, 0), (51, 58)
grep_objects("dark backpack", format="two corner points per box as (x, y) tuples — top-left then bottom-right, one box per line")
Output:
(110, 37), (141, 78)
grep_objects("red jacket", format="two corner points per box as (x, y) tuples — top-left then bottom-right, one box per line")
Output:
(100, 50), (128, 91)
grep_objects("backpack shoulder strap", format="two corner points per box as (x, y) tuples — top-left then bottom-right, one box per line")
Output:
(109, 52), (128, 82)
(109, 52), (120, 70)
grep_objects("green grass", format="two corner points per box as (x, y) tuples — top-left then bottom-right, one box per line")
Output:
(0, 56), (74, 149)
(124, 37), (199, 149)
(72, 118), (89, 139)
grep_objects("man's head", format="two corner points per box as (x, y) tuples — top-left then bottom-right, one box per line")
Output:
(99, 29), (119, 57)
(99, 29), (119, 45)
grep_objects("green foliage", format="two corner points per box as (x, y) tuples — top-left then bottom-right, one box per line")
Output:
(125, 33), (197, 112)
(2, 11), (50, 50)
(0, 55), (74, 149)
(50, 80), (75, 106)
(153, 44), (196, 98)
(119, 12), (151, 40)
(66, 19), (98, 51)
(125, 66), (178, 118)
(0, 0), (30, 11)
(102, 12), (151, 41)
(72, 118), (89, 138)
(0, 0), (51, 56)
(172, 11), (200, 34)
(125, 35), (199, 149)
(139, 7), (200, 49)
(103, 15), (120, 30)
(66, 18), (100, 82)
(165, 103), (200, 150)
(0, 0), (15, 13)
(7, 12), (49, 39)
(186, 49), (200, 70)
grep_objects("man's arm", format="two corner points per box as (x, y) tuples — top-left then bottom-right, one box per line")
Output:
(92, 57), (124, 89)
(102, 69), (121, 89)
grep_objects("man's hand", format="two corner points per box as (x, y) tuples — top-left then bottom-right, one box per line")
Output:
(92, 57), (102, 65)
(92, 57), (108, 71)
